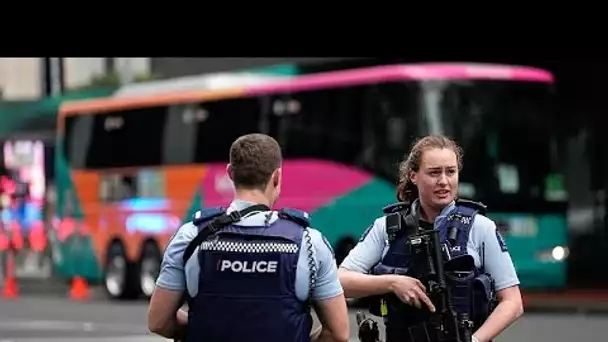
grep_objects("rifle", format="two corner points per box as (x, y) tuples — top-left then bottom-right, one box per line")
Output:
(407, 227), (474, 342)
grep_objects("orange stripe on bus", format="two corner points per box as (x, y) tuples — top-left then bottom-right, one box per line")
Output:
(59, 88), (245, 116)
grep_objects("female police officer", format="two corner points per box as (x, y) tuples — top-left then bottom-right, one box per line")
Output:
(339, 134), (523, 342)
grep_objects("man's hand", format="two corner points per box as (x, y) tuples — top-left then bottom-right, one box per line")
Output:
(176, 308), (188, 326)
(389, 275), (436, 312)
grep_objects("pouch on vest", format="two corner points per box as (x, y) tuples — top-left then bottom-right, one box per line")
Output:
(444, 254), (477, 318)
(473, 273), (496, 326)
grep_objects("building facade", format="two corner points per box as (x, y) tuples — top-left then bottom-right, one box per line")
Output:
(0, 58), (151, 100)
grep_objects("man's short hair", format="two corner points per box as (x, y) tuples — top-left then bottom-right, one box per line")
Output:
(229, 133), (282, 190)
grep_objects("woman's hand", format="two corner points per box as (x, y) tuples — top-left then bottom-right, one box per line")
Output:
(389, 275), (436, 312)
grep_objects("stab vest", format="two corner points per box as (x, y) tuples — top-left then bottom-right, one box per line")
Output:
(369, 199), (498, 342)
(182, 205), (314, 342)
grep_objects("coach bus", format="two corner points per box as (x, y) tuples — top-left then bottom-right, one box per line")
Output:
(52, 62), (569, 300)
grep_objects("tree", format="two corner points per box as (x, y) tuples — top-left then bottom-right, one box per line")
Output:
(73, 71), (162, 91)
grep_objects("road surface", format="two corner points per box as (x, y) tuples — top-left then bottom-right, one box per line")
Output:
(1, 296), (607, 341)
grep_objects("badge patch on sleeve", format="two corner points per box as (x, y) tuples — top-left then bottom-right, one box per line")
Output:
(321, 235), (335, 256)
(495, 230), (508, 252)
(359, 224), (373, 242)
(165, 225), (183, 249)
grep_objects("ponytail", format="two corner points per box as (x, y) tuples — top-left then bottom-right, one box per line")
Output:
(396, 178), (418, 203)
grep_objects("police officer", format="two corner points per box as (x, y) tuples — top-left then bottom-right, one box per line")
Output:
(148, 133), (350, 342)
(338, 135), (524, 342)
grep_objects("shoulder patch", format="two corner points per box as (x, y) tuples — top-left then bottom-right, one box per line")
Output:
(166, 222), (188, 249)
(192, 206), (225, 225)
(382, 202), (410, 214)
(456, 198), (487, 216)
(359, 224), (374, 242)
(495, 229), (508, 252)
(321, 234), (335, 256)
(278, 207), (311, 227)
(166, 226), (181, 248)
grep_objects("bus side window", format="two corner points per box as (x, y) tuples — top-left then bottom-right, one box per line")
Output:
(361, 82), (421, 181)
(269, 87), (365, 165)
(162, 104), (200, 166)
(68, 106), (168, 170)
(63, 114), (95, 170)
(191, 97), (261, 163)
(99, 173), (137, 202)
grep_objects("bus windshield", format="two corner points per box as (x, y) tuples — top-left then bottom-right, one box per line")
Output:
(423, 79), (567, 212)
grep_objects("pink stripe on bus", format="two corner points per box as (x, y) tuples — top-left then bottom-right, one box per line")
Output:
(245, 63), (554, 95)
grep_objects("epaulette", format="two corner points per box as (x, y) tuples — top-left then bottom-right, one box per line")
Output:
(382, 202), (410, 214)
(192, 206), (226, 225)
(456, 198), (487, 216)
(278, 207), (311, 228)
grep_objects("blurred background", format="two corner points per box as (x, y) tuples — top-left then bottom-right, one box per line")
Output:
(0, 57), (607, 341)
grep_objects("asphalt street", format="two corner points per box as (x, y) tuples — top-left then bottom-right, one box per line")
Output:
(1, 296), (608, 342)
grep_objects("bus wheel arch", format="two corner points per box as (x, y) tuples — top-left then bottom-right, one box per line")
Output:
(334, 236), (356, 266)
(103, 238), (139, 300)
(138, 239), (161, 299)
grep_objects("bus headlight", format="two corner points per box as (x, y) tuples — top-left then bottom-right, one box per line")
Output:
(551, 246), (567, 261)
(536, 246), (569, 262)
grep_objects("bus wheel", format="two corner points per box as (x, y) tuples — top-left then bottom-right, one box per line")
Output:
(139, 242), (161, 299)
(104, 241), (138, 300)
(334, 236), (356, 266)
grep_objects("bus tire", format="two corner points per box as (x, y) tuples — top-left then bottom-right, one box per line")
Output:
(334, 236), (356, 266)
(138, 241), (161, 299)
(103, 241), (139, 300)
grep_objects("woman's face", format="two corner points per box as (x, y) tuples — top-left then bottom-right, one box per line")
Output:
(410, 148), (459, 209)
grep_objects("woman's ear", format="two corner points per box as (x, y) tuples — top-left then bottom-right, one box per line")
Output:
(409, 171), (417, 185)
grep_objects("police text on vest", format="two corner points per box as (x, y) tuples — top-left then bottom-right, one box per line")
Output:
(219, 260), (278, 273)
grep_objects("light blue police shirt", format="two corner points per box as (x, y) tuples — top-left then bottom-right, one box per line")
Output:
(156, 200), (344, 302)
(340, 199), (520, 291)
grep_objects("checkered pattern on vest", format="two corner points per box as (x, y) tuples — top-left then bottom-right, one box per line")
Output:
(199, 240), (299, 254)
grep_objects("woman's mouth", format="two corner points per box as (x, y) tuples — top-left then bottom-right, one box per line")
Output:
(435, 189), (450, 197)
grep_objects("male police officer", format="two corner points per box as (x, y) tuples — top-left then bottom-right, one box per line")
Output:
(148, 133), (349, 342)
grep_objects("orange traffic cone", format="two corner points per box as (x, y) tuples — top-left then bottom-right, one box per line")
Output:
(2, 275), (19, 299)
(2, 252), (19, 299)
(69, 276), (89, 301)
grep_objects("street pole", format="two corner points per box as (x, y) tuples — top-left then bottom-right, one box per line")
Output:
(42, 57), (65, 97)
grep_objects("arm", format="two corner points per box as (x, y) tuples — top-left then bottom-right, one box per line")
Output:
(308, 229), (350, 342)
(472, 218), (524, 342)
(149, 288), (186, 340)
(338, 218), (395, 298)
(148, 223), (195, 339)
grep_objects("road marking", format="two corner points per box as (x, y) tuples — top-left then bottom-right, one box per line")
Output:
(0, 336), (170, 342)
(0, 320), (147, 334)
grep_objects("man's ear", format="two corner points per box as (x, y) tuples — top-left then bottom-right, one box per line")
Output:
(273, 168), (282, 187)
(226, 163), (233, 181)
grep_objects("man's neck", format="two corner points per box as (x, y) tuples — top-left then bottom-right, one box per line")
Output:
(234, 189), (272, 207)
